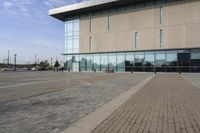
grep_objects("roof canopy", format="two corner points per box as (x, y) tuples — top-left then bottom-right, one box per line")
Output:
(49, 0), (147, 21)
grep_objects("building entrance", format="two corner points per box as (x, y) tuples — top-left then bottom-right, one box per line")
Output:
(72, 62), (79, 72)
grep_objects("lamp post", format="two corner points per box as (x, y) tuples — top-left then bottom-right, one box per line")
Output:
(14, 54), (17, 71)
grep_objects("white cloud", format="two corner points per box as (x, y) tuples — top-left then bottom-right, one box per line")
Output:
(3, 1), (14, 10)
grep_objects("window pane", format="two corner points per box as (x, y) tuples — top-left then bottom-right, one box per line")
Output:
(125, 52), (134, 72)
(67, 22), (73, 32)
(101, 54), (108, 71)
(155, 51), (166, 66)
(191, 49), (200, 72)
(86, 54), (93, 71)
(160, 29), (163, 47)
(74, 20), (79, 31)
(117, 53), (125, 72)
(108, 53), (116, 71)
(93, 54), (100, 71)
(135, 52), (144, 71)
(135, 32), (140, 48)
(80, 55), (86, 71)
(160, 7), (163, 25)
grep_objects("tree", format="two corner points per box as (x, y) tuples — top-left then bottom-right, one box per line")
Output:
(39, 60), (49, 70)
(54, 60), (60, 68)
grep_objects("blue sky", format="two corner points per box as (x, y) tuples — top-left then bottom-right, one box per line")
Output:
(0, 0), (83, 64)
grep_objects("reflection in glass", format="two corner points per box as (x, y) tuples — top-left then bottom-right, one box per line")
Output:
(144, 52), (155, 72)
(108, 53), (117, 71)
(178, 50), (190, 72)
(65, 18), (80, 54)
(155, 51), (166, 72)
(125, 52), (134, 72)
(117, 53), (125, 72)
(86, 54), (93, 71)
(80, 55), (86, 71)
(101, 54), (108, 71)
(166, 51), (177, 72)
(191, 49), (200, 72)
(93, 54), (100, 71)
(135, 52), (144, 71)
(66, 55), (72, 70)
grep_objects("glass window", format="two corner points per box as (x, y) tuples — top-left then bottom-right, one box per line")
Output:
(74, 39), (79, 49)
(135, 52), (144, 71)
(135, 32), (140, 48)
(65, 18), (80, 54)
(160, 29), (163, 47)
(89, 17), (92, 33)
(101, 54), (108, 71)
(145, 52), (155, 72)
(74, 20), (79, 32)
(191, 49), (200, 59)
(67, 22), (73, 32)
(145, 52), (155, 66)
(125, 52), (134, 72)
(135, 52), (144, 64)
(167, 51), (177, 65)
(108, 53), (117, 71)
(108, 15), (110, 31)
(86, 54), (93, 71)
(93, 54), (100, 71)
(166, 50), (177, 72)
(160, 7), (163, 25)
(155, 51), (166, 66)
(80, 55), (86, 71)
(191, 49), (200, 72)
(66, 55), (72, 70)
(117, 53), (125, 72)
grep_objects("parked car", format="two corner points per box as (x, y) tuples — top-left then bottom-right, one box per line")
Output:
(31, 67), (36, 71)
(1, 68), (8, 71)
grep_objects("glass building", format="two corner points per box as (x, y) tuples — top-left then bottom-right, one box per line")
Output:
(50, 0), (200, 73)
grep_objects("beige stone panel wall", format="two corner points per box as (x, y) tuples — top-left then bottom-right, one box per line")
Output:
(170, 25), (186, 48)
(80, 18), (89, 36)
(141, 28), (155, 50)
(185, 22), (200, 48)
(80, 35), (89, 53)
(127, 11), (141, 30)
(126, 31), (135, 51)
(186, 1), (200, 23)
(104, 33), (116, 52)
(93, 16), (107, 34)
(162, 6), (170, 26)
(78, 1), (200, 54)
(141, 9), (155, 28)
(169, 3), (187, 25)
(110, 13), (128, 31)
(115, 31), (129, 51)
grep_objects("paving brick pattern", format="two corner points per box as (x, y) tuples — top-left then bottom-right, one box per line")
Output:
(91, 74), (200, 133)
(0, 72), (152, 133)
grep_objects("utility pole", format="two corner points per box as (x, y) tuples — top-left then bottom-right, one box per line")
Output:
(14, 54), (17, 71)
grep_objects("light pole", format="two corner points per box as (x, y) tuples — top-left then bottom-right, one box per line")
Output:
(51, 58), (53, 70)
(14, 54), (17, 71)
(7, 50), (10, 66)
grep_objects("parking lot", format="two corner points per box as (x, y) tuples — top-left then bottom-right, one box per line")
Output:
(0, 72), (152, 133)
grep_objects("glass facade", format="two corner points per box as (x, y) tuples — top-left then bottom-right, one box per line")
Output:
(65, 18), (80, 54)
(65, 49), (200, 72)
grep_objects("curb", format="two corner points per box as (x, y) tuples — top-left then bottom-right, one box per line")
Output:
(61, 75), (155, 133)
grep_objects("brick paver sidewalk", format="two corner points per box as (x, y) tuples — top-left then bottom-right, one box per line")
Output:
(91, 74), (200, 133)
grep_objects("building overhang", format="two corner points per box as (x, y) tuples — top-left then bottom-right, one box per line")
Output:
(49, 0), (147, 22)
